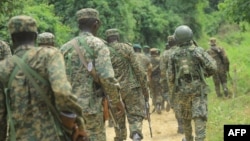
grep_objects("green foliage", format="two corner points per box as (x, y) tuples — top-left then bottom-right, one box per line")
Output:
(219, 0), (250, 23)
(0, 0), (26, 41)
(207, 94), (250, 141)
(22, 3), (72, 46)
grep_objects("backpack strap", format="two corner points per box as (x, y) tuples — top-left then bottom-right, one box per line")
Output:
(8, 54), (69, 140)
(71, 38), (100, 84)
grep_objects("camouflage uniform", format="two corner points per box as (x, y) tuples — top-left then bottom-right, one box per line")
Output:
(0, 40), (12, 140)
(106, 29), (149, 141)
(143, 45), (151, 58)
(0, 40), (12, 60)
(206, 37), (230, 97)
(0, 15), (84, 141)
(160, 35), (184, 133)
(149, 48), (163, 114)
(168, 25), (217, 141)
(60, 9), (121, 141)
(37, 32), (55, 47)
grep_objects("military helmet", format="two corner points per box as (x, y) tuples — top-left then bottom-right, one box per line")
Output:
(37, 32), (55, 45)
(174, 25), (193, 44)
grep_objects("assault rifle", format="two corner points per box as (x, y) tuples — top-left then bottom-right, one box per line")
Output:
(104, 94), (122, 140)
(144, 98), (153, 138)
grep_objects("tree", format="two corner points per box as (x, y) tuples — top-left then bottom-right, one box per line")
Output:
(219, 0), (250, 23)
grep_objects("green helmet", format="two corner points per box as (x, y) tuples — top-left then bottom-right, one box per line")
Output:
(174, 25), (193, 44)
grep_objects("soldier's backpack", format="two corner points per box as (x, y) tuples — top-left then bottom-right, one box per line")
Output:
(172, 45), (203, 94)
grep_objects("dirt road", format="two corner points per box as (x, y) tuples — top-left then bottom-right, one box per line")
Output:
(105, 107), (184, 141)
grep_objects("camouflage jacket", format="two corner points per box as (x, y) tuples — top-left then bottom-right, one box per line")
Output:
(206, 45), (230, 72)
(168, 45), (217, 92)
(134, 52), (152, 81)
(0, 40), (12, 60)
(0, 45), (84, 140)
(108, 41), (148, 95)
(60, 31), (120, 115)
(150, 55), (161, 80)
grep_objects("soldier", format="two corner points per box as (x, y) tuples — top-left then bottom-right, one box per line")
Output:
(37, 32), (55, 47)
(168, 25), (217, 141)
(60, 9), (125, 141)
(143, 45), (151, 57)
(160, 35), (184, 134)
(133, 44), (152, 92)
(105, 28), (149, 141)
(149, 48), (163, 114)
(0, 15), (86, 140)
(206, 37), (230, 98)
(0, 40), (12, 141)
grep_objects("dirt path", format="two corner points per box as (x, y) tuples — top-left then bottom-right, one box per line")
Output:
(105, 105), (184, 141)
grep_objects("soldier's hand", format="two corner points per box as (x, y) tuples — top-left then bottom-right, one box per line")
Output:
(114, 101), (125, 117)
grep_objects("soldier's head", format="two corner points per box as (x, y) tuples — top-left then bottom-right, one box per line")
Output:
(133, 44), (142, 53)
(209, 37), (216, 46)
(167, 35), (176, 49)
(173, 25), (193, 46)
(8, 15), (37, 49)
(76, 8), (101, 36)
(37, 32), (55, 46)
(150, 48), (160, 56)
(143, 45), (150, 54)
(105, 28), (120, 43)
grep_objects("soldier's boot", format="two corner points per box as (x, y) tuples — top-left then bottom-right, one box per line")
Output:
(166, 102), (171, 112)
(132, 133), (142, 141)
(156, 103), (161, 114)
(161, 100), (165, 110)
(177, 119), (184, 134)
(222, 83), (229, 97)
(215, 87), (222, 97)
(182, 136), (193, 141)
(195, 136), (205, 141)
(109, 119), (114, 127)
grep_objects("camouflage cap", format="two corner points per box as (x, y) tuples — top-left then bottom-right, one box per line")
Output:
(210, 37), (216, 45)
(76, 8), (100, 21)
(37, 32), (55, 45)
(133, 44), (141, 49)
(150, 48), (159, 55)
(167, 35), (175, 42)
(8, 15), (37, 34)
(105, 28), (119, 37)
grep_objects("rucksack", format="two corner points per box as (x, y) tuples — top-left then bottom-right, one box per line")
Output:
(173, 45), (199, 81)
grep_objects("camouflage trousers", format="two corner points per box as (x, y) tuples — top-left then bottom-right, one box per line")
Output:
(180, 93), (208, 141)
(84, 112), (106, 141)
(150, 80), (163, 107)
(212, 72), (228, 97)
(113, 87), (145, 140)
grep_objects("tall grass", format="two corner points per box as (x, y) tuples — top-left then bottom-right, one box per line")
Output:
(204, 23), (250, 141)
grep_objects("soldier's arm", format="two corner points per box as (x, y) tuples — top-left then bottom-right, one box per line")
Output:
(47, 49), (85, 129)
(220, 47), (230, 72)
(196, 47), (217, 77)
(2, 41), (12, 58)
(94, 44), (120, 104)
(127, 47), (150, 99)
(160, 53), (168, 94)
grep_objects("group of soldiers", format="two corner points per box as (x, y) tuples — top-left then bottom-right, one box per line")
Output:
(0, 6), (230, 141)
